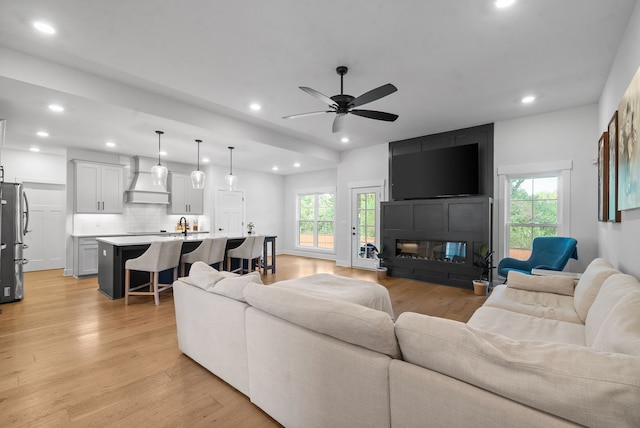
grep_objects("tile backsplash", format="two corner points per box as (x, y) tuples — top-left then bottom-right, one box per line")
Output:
(74, 204), (209, 235)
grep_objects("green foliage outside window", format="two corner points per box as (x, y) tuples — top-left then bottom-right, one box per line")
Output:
(508, 177), (558, 251)
(298, 192), (335, 249)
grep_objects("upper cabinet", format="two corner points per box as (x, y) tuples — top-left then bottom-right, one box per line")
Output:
(168, 173), (203, 215)
(74, 161), (124, 213)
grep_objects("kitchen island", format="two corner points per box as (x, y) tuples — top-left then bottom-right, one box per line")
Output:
(96, 234), (276, 299)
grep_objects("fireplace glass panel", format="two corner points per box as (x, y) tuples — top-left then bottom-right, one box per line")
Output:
(396, 239), (467, 263)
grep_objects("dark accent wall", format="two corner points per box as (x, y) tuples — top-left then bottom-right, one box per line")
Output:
(389, 123), (494, 200)
(382, 124), (494, 288)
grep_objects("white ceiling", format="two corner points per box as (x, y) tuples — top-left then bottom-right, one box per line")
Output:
(0, 0), (637, 175)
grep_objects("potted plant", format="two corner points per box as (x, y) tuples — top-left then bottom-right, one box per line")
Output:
(472, 244), (494, 296)
(246, 222), (254, 234)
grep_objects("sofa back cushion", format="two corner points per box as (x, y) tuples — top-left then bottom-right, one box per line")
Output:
(395, 312), (640, 427)
(243, 282), (400, 358)
(573, 258), (618, 322)
(181, 261), (262, 302)
(586, 274), (640, 355)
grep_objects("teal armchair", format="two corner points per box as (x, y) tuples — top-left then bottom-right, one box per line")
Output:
(497, 237), (578, 279)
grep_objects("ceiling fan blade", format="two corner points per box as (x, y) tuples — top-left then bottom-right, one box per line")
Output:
(332, 113), (346, 133)
(351, 109), (399, 122)
(299, 86), (336, 106)
(349, 83), (397, 108)
(282, 111), (332, 119)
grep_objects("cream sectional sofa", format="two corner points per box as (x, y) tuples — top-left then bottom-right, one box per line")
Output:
(173, 259), (640, 428)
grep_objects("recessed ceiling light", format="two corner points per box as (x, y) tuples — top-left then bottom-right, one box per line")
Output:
(494, 0), (516, 8)
(159, 151), (167, 156)
(48, 104), (64, 112)
(33, 21), (56, 35)
(202, 157), (210, 163)
(36, 131), (49, 137)
(294, 162), (301, 168)
(250, 103), (262, 111)
(521, 95), (536, 104)
(341, 137), (349, 143)
(105, 141), (116, 148)
(30, 147), (40, 152)
(272, 166), (279, 171)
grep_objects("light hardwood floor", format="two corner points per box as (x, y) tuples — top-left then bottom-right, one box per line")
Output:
(0, 255), (486, 427)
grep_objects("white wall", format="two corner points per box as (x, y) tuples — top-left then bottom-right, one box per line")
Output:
(598, 0), (640, 277)
(283, 168), (337, 258)
(335, 143), (389, 266)
(494, 105), (599, 273)
(0, 148), (66, 184)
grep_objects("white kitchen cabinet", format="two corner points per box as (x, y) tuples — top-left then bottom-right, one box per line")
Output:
(74, 161), (124, 213)
(169, 173), (203, 214)
(75, 237), (99, 277)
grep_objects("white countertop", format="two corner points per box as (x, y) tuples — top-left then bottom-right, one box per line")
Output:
(96, 234), (212, 246)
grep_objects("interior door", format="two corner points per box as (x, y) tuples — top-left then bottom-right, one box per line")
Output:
(22, 183), (65, 272)
(215, 190), (244, 236)
(351, 186), (382, 269)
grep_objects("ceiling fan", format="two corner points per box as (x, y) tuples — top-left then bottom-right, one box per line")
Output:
(283, 66), (398, 133)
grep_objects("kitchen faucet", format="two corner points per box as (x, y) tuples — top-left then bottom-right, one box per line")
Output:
(179, 216), (188, 238)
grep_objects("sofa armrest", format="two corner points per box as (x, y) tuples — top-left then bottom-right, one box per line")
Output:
(394, 312), (640, 428)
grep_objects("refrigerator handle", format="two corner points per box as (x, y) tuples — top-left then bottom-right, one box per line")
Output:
(23, 190), (30, 235)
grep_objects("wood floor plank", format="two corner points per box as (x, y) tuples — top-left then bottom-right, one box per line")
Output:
(0, 255), (485, 427)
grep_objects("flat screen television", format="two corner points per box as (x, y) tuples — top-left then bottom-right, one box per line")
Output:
(391, 143), (479, 200)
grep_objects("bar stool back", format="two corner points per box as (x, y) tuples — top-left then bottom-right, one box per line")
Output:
(125, 239), (183, 305)
(180, 238), (213, 276)
(226, 235), (255, 273)
(251, 235), (265, 274)
(208, 237), (228, 269)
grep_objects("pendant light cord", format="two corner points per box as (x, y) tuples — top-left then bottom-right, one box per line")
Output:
(228, 146), (234, 175)
(156, 130), (164, 166)
(195, 139), (201, 171)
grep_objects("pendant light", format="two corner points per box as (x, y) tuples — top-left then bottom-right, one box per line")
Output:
(191, 139), (205, 189)
(151, 130), (168, 186)
(224, 146), (237, 190)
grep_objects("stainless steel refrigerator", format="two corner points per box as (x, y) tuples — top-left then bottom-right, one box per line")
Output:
(0, 182), (29, 303)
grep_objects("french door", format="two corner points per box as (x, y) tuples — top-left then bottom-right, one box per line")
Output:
(351, 186), (382, 269)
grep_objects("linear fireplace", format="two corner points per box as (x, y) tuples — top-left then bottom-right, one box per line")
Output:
(396, 239), (467, 263)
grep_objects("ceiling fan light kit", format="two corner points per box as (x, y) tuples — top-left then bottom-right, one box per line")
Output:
(283, 66), (398, 133)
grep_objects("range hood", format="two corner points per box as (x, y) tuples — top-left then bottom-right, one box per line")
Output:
(125, 156), (170, 204)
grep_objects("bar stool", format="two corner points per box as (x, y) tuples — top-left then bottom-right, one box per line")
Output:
(180, 238), (213, 276)
(227, 235), (255, 273)
(251, 235), (265, 274)
(125, 240), (183, 305)
(208, 237), (228, 270)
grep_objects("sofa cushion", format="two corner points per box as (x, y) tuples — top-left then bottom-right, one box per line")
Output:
(483, 284), (581, 323)
(180, 261), (227, 290)
(573, 258), (618, 322)
(210, 271), (263, 302)
(395, 312), (640, 428)
(585, 273), (640, 355)
(243, 282), (400, 358)
(507, 271), (575, 296)
(270, 273), (394, 318)
(468, 306), (586, 346)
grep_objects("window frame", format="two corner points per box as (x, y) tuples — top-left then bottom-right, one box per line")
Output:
(295, 188), (336, 252)
(497, 161), (572, 261)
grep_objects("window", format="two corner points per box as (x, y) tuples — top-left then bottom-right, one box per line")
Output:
(506, 175), (559, 259)
(297, 192), (335, 250)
